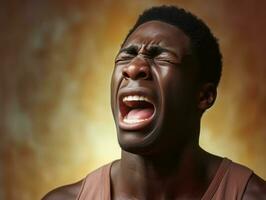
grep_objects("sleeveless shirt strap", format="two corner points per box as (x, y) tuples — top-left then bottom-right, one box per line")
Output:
(228, 160), (253, 200)
(102, 162), (113, 200)
(76, 162), (114, 200)
(75, 175), (88, 200)
(201, 158), (231, 200)
(202, 158), (253, 200)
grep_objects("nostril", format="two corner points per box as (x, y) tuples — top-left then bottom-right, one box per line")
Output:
(122, 63), (151, 80)
(122, 71), (129, 79)
(138, 71), (148, 79)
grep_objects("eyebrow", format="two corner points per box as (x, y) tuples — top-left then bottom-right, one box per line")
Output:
(148, 45), (171, 55)
(119, 45), (139, 54)
(119, 44), (177, 56)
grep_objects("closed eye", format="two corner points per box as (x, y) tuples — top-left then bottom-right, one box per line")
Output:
(147, 45), (180, 64)
(115, 45), (139, 63)
(155, 59), (178, 65)
(115, 53), (135, 64)
(154, 52), (180, 65)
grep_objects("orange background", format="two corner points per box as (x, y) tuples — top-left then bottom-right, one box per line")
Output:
(1, 1), (265, 199)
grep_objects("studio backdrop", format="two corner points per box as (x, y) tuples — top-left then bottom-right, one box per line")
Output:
(0, 1), (265, 199)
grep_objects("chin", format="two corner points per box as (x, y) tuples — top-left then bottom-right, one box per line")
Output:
(117, 129), (159, 155)
(114, 123), (166, 156)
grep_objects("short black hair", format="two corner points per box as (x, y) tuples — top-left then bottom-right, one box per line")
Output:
(122, 5), (222, 86)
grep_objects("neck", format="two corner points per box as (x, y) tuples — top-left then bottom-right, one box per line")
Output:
(111, 143), (221, 199)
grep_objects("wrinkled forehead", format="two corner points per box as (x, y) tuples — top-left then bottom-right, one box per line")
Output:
(122, 21), (191, 55)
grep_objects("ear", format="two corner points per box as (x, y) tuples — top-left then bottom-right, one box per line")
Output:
(198, 83), (217, 112)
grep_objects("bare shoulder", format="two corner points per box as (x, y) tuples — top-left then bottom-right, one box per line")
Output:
(42, 180), (83, 200)
(243, 174), (266, 200)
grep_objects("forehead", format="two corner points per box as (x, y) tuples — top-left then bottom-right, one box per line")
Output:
(123, 21), (190, 54)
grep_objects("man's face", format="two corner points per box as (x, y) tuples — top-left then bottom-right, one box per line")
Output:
(111, 21), (200, 155)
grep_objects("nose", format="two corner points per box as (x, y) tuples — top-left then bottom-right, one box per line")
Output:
(122, 56), (151, 80)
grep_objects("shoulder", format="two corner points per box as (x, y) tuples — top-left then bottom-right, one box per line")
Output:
(42, 163), (112, 200)
(41, 180), (83, 200)
(242, 173), (266, 200)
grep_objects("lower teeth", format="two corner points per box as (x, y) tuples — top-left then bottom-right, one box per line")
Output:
(123, 118), (149, 124)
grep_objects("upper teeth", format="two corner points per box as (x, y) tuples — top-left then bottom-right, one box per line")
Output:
(123, 95), (151, 103)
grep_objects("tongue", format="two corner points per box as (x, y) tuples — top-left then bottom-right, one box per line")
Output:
(126, 108), (154, 120)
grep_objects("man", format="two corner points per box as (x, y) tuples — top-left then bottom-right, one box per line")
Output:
(43, 5), (266, 199)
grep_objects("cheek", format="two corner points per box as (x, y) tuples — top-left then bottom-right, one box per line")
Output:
(111, 66), (121, 89)
(159, 67), (183, 96)
(110, 70), (116, 95)
(159, 67), (196, 110)
(111, 66), (124, 106)
(158, 66), (177, 80)
(110, 68), (118, 106)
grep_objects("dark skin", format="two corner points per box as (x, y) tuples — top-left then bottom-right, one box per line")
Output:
(43, 21), (266, 200)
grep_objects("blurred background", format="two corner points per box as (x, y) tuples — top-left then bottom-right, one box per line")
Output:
(0, 0), (265, 199)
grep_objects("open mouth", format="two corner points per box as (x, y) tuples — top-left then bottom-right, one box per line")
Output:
(119, 95), (156, 130)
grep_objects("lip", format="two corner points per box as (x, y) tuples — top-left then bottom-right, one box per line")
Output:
(117, 87), (158, 131)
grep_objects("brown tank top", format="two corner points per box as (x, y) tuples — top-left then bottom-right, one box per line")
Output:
(76, 158), (253, 200)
